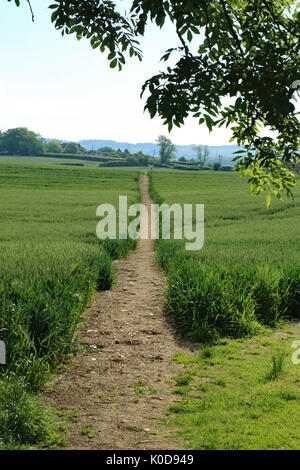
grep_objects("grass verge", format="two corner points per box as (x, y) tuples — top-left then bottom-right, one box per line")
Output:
(168, 323), (300, 449)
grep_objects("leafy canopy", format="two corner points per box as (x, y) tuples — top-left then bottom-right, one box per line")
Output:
(45, 140), (62, 153)
(193, 145), (210, 166)
(9, 0), (300, 200)
(1, 127), (44, 156)
(63, 142), (79, 154)
(156, 135), (177, 162)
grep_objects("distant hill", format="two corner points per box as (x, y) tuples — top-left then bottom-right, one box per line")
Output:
(44, 137), (242, 163)
(78, 140), (242, 163)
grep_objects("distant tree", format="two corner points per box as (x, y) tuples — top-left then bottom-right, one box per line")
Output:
(46, 140), (62, 153)
(156, 135), (176, 163)
(217, 154), (223, 166)
(203, 146), (210, 164)
(63, 142), (78, 154)
(192, 146), (203, 165)
(178, 156), (187, 162)
(213, 162), (222, 171)
(1, 127), (44, 155)
(135, 154), (149, 166)
(97, 146), (115, 154)
(126, 156), (138, 166)
(192, 145), (210, 167)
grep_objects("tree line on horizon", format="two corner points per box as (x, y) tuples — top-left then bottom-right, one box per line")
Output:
(0, 127), (232, 171)
(0, 128), (79, 156)
(0, 127), (152, 167)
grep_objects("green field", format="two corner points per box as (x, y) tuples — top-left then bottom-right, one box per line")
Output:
(0, 162), (139, 448)
(0, 154), (149, 170)
(0, 154), (100, 167)
(1, 163), (299, 449)
(151, 170), (300, 341)
(0, 162), (139, 375)
(150, 169), (300, 450)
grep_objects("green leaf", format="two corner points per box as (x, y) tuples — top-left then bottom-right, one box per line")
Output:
(110, 59), (118, 68)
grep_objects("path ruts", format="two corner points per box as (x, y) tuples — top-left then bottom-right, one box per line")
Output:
(45, 175), (192, 450)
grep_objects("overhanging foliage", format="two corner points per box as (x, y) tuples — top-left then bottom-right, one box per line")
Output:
(9, 0), (300, 199)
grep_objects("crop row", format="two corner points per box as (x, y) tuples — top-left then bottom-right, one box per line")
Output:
(150, 170), (300, 342)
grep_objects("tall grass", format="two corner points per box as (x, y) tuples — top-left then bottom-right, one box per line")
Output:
(0, 376), (65, 449)
(0, 243), (114, 388)
(263, 351), (286, 382)
(0, 163), (139, 447)
(150, 170), (300, 342)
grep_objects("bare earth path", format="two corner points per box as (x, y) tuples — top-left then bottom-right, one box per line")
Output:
(45, 175), (193, 450)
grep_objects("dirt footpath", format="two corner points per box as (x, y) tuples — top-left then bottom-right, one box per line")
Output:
(44, 175), (193, 450)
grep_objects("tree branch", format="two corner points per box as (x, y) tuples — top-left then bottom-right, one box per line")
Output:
(263, 1), (298, 50)
(175, 21), (190, 57)
(264, 0), (300, 40)
(27, 0), (34, 22)
(202, 0), (222, 65)
(219, 0), (243, 54)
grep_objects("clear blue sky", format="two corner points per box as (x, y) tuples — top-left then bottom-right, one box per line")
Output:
(0, 0), (274, 145)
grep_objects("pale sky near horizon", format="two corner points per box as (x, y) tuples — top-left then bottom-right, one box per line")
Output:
(0, 1), (298, 146)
